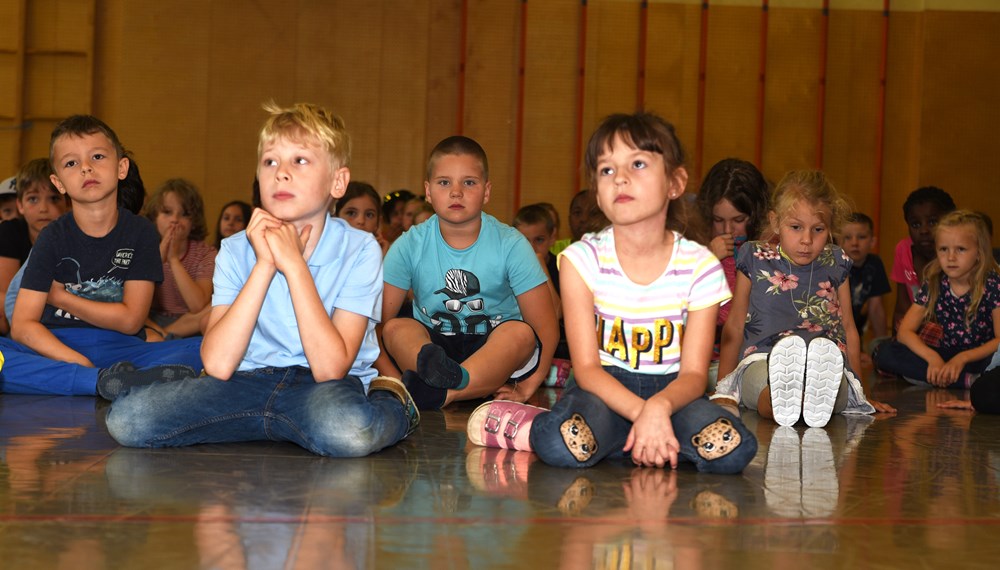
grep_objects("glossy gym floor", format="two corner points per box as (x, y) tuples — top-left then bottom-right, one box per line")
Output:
(1, 375), (998, 569)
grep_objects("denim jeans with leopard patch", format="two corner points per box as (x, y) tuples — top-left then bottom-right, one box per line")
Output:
(529, 367), (757, 474)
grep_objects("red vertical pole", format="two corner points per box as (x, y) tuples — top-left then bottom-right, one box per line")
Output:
(695, 1), (709, 183)
(573, 0), (589, 192)
(513, 0), (528, 211)
(637, 0), (648, 111)
(755, 0), (769, 168)
(816, 0), (830, 168)
(457, 0), (469, 134)
(873, 0), (890, 238)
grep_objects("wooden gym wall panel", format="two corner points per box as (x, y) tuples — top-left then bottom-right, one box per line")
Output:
(585, 1), (641, 133)
(762, 6), (822, 180)
(423, 0), (462, 180)
(297, 2), (384, 190)
(822, 8), (883, 216)
(919, 11), (1000, 213)
(702, 5), (759, 181)
(377, 2), (433, 194)
(519, 0), (579, 213)
(202, 0), (298, 215)
(879, 10), (924, 257)
(99, 1), (212, 198)
(464, 0), (519, 221)
(645, 2), (702, 183)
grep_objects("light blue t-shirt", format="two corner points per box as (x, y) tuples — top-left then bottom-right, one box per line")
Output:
(212, 216), (383, 386)
(383, 213), (546, 335)
(4, 260), (25, 325)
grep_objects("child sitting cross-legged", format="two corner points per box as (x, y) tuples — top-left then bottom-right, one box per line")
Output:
(464, 113), (758, 473)
(377, 136), (558, 408)
(105, 102), (419, 456)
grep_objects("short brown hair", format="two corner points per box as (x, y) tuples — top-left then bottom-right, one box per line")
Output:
(425, 136), (489, 181)
(17, 158), (60, 200)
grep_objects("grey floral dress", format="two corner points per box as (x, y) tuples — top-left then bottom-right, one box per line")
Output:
(712, 241), (875, 414)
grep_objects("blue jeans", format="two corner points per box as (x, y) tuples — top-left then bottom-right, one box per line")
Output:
(0, 329), (202, 395)
(873, 340), (991, 387)
(106, 367), (408, 457)
(529, 367), (758, 474)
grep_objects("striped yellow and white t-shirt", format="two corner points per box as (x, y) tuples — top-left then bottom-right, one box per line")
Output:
(559, 228), (730, 375)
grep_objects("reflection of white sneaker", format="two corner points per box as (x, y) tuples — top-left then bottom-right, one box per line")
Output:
(803, 338), (843, 428)
(801, 427), (838, 517)
(764, 426), (801, 517)
(770, 336), (806, 427)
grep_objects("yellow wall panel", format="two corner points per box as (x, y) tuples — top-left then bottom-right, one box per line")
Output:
(703, 5), (759, 179)
(919, 11), (1000, 211)
(0, 54), (16, 119)
(586, 0), (641, 128)
(424, 0), (462, 180)
(822, 9), (883, 214)
(376, 1), (433, 194)
(105, 1), (211, 204)
(880, 11), (924, 254)
(26, 0), (93, 53)
(520, 0), (580, 217)
(646, 2), (702, 182)
(464, 0), (519, 222)
(24, 54), (89, 119)
(762, 7), (822, 178)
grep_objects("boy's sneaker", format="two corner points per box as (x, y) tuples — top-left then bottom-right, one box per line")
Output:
(769, 335), (807, 427)
(803, 337), (842, 428)
(369, 375), (421, 438)
(97, 362), (196, 401)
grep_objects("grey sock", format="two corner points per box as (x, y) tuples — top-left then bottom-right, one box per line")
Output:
(97, 362), (195, 400)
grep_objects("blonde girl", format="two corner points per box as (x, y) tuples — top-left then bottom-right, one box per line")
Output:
(874, 210), (1000, 388)
(713, 171), (895, 427)
(142, 178), (216, 339)
(466, 112), (757, 474)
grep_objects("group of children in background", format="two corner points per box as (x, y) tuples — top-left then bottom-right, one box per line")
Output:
(0, 103), (997, 478)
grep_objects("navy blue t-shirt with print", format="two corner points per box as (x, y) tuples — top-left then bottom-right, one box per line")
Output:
(915, 272), (1000, 352)
(848, 253), (891, 332)
(21, 209), (162, 330)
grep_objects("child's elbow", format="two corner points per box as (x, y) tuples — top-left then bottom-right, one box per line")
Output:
(202, 360), (234, 381)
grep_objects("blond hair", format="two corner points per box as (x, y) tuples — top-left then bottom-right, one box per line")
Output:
(258, 102), (351, 169)
(768, 170), (851, 239)
(921, 210), (998, 327)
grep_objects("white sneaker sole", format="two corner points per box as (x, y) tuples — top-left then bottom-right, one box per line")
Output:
(769, 336), (806, 427)
(803, 338), (843, 428)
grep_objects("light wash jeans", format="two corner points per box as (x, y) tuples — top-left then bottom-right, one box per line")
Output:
(106, 367), (408, 457)
(529, 367), (757, 474)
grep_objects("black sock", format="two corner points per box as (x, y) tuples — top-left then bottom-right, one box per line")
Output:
(97, 362), (195, 400)
(402, 370), (446, 410)
(417, 344), (468, 389)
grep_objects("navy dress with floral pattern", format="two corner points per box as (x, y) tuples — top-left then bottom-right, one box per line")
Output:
(736, 240), (854, 373)
(914, 272), (1000, 351)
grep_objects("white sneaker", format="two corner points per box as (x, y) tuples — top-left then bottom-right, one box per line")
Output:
(803, 338), (843, 428)
(769, 336), (806, 427)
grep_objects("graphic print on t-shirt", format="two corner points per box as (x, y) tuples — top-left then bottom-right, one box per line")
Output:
(420, 268), (502, 334)
(52, 249), (133, 320)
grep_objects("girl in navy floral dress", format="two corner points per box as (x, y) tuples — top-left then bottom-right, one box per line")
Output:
(712, 171), (895, 427)
(874, 210), (1000, 388)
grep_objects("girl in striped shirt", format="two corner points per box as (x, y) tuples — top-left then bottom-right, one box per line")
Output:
(466, 113), (757, 474)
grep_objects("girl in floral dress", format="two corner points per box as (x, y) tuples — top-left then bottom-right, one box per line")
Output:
(874, 210), (1000, 388)
(712, 171), (895, 427)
